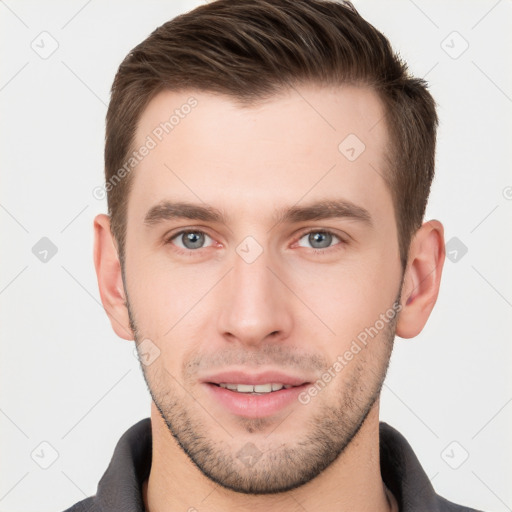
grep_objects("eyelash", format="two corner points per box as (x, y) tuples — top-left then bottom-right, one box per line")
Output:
(164, 228), (347, 256)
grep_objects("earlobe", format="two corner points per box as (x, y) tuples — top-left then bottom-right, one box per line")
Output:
(396, 220), (445, 339)
(93, 213), (134, 341)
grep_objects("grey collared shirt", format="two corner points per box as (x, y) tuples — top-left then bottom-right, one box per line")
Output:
(62, 418), (483, 512)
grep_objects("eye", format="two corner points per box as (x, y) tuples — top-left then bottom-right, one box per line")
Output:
(167, 230), (214, 251)
(296, 230), (343, 251)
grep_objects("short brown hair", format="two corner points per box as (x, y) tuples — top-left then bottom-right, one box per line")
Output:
(105, 0), (438, 270)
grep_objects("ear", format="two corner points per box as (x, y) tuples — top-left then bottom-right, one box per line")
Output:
(93, 213), (133, 340)
(396, 219), (445, 339)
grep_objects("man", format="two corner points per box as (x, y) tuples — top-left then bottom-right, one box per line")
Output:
(63, 0), (483, 510)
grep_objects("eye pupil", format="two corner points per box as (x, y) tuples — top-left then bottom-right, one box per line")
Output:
(309, 231), (332, 249)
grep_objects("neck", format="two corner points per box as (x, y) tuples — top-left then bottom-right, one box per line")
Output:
(143, 401), (395, 512)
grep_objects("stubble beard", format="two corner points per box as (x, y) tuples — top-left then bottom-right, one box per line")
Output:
(128, 296), (399, 495)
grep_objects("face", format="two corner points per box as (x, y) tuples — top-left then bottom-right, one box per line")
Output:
(123, 85), (403, 494)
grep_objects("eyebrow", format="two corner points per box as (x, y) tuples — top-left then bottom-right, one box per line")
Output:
(143, 199), (373, 228)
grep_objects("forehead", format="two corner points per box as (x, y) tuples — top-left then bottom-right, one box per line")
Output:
(136, 84), (387, 153)
(129, 84), (391, 228)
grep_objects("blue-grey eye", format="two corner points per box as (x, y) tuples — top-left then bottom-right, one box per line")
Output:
(298, 231), (340, 249)
(173, 231), (213, 250)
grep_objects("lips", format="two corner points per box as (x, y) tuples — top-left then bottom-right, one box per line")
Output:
(202, 370), (312, 418)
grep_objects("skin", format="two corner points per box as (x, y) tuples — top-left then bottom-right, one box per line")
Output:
(94, 84), (445, 511)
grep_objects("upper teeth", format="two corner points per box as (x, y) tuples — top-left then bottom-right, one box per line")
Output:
(218, 383), (293, 393)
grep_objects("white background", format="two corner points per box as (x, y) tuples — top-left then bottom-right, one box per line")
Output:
(0, 1), (511, 511)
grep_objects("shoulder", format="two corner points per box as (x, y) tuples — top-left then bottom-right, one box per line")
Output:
(59, 417), (152, 512)
(379, 422), (487, 512)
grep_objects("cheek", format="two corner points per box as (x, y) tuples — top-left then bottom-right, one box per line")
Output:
(126, 245), (207, 311)
(289, 250), (396, 318)
(125, 252), (220, 371)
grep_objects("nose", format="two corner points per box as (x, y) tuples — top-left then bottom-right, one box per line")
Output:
(216, 246), (293, 347)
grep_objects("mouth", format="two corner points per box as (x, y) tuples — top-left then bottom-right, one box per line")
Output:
(202, 371), (312, 418)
